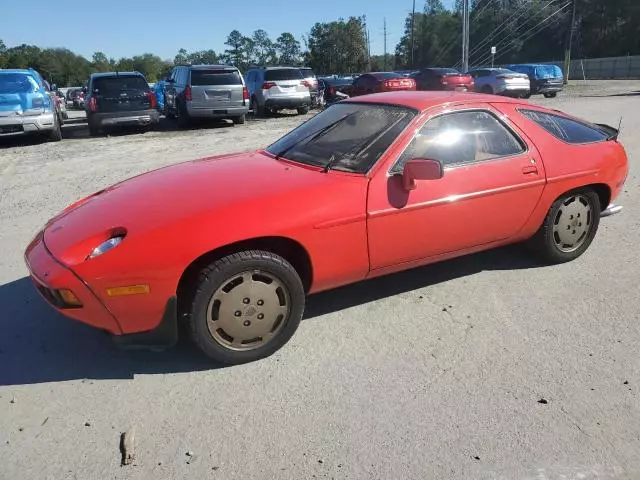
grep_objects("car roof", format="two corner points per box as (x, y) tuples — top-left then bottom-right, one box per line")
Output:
(346, 91), (524, 111)
(90, 71), (145, 79)
(186, 64), (237, 70)
(0, 68), (37, 75)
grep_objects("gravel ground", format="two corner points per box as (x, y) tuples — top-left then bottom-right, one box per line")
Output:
(1, 81), (639, 480)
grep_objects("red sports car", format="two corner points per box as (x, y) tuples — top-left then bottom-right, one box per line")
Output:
(25, 92), (628, 365)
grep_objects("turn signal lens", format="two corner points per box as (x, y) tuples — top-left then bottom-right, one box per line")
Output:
(58, 289), (82, 307)
(106, 284), (150, 297)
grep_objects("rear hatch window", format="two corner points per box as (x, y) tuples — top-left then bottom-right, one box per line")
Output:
(0, 73), (39, 94)
(265, 69), (303, 81)
(299, 68), (316, 78)
(190, 69), (242, 86)
(93, 75), (149, 95)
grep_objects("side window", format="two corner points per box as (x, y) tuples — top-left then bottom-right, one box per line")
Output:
(519, 109), (608, 144)
(392, 110), (525, 173)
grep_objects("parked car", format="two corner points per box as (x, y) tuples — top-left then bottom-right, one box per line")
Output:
(0, 68), (62, 141)
(23, 91), (628, 365)
(505, 63), (564, 98)
(318, 77), (353, 106)
(164, 65), (249, 127)
(245, 67), (311, 116)
(349, 72), (416, 97)
(412, 67), (474, 92)
(299, 67), (320, 107)
(84, 71), (159, 136)
(468, 68), (530, 97)
(66, 87), (83, 108)
(52, 90), (69, 120)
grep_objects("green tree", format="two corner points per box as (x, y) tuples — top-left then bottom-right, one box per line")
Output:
(275, 32), (301, 65)
(224, 30), (246, 67)
(174, 48), (188, 65)
(307, 17), (369, 74)
(91, 51), (111, 72)
(252, 29), (276, 65)
(0, 39), (7, 68)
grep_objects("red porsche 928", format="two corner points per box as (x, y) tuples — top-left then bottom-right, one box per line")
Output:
(25, 91), (628, 364)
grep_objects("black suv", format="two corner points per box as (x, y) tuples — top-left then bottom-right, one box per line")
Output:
(84, 71), (159, 135)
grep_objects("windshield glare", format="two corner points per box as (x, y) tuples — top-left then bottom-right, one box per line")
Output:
(266, 103), (416, 173)
(0, 74), (39, 94)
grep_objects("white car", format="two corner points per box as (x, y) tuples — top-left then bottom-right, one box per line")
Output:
(468, 68), (530, 98)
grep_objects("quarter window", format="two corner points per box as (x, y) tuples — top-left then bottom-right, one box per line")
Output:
(392, 110), (525, 173)
(519, 109), (608, 144)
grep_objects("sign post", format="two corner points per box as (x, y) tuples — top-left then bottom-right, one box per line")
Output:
(491, 46), (496, 68)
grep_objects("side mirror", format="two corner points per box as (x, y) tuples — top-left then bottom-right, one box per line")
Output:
(401, 158), (443, 191)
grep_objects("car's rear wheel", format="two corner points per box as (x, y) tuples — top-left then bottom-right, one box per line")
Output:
(187, 250), (305, 365)
(544, 92), (557, 98)
(233, 114), (246, 125)
(251, 96), (264, 117)
(481, 85), (493, 94)
(297, 105), (310, 115)
(48, 114), (62, 142)
(528, 189), (601, 264)
(176, 101), (190, 128)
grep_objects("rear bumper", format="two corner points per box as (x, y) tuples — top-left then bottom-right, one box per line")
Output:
(601, 203), (623, 217)
(89, 110), (160, 128)
(24, 231), (122, 334)
(498, 86), (530, 97)
(187, 105), (249, 118)
(264, 95), (311, 109)
(0, 111), (56, 136)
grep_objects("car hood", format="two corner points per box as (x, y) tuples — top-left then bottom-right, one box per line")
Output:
(43, 150), (364, 265)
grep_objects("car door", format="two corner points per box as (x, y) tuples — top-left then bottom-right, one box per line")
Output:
(366, 104), (546, 270)
(352, 75), (370, 96)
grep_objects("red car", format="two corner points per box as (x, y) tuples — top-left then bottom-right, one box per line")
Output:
(412, 67), (474, 92)
(348, 72), (416, 97)
(25, 92), (628, 365)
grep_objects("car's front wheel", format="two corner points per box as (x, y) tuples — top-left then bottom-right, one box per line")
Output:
(528, 189), (601, 264)
(187, 251), (305, 364)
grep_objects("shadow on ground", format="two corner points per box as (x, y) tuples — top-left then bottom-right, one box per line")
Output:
(581, 90), (640, 98)
(0, 245), (540, 386)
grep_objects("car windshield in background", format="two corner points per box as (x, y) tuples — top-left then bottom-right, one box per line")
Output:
(94, 76), (148, 95)
(493, 69), (515, 75)
(191, 69), (242, 86)
(266, 103), (416, 174)
(535, 65), (562, 79)
(325, 78), (353, 86)
(0, 74), (38, 94)
(433, 68), (460, 75)
(265, 69), (303, 81)
(374, 72), (403, 79)
(300, 68), (315, 77)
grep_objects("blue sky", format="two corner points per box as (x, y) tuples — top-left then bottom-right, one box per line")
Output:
(2, 0), (454, 60)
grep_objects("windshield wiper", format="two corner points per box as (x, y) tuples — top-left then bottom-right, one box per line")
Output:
(273, 113), (351, 161)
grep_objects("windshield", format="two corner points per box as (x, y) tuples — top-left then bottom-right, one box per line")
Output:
(265, 103), (416, 174)
(191, 69), (242, 86)
(0, 73), (39, 94)
(374, 72), (404, 80)
(535, 65), (562, 79)
(265, 69), (303, 81)
(93, 76), (149, 94)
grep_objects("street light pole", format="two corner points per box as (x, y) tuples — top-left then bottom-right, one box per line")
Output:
(462, 0), (470, 72)
(563, 0), (577, 84)
(410, 0), (416, 69)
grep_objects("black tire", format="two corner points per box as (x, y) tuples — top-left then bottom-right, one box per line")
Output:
(481, 85), (493, 94)
(48, 114), (62, 142)
(528, 188), (601, 264)
(176, 101), (190, 128)
(89, 125), (100, 136)
(251, 96), (264, 117)
(186, 250), (305, 365)
(544, 92), (557, 98)
(297, 105), (310, 115)
(233, 114), (246, 125)
(522, 92), (532, 99)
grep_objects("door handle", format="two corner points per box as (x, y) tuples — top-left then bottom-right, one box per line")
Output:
(522, 165), (538, 175)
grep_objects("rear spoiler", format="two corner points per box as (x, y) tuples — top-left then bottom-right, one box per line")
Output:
(595, 117), (622, 141)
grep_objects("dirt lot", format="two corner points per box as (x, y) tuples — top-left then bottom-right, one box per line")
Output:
(1, 81), (639, 480)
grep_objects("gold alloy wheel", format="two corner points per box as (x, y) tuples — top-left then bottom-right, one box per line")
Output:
(206, 270), (291, 351)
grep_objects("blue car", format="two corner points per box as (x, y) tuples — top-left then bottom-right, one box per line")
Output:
(0, 68), (63, 141)
(505, 64), (564, 98)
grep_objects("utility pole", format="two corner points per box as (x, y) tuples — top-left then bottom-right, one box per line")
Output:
(410, 0), (416, 69)
(563, 0), (577, 84)
(462, 0), (470, 72)
(384, 18), (388, 71)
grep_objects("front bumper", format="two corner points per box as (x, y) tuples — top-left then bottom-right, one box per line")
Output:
(0, 111), (56, 136)
(601, 203), (623, 217)
(24, 232), (122, 334)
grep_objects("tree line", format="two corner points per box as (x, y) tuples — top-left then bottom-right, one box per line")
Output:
(0, 0), (638, 86)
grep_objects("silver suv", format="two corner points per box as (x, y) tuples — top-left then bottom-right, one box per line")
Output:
(164, 65), (249, 126)
(245, 67), (311, 116)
